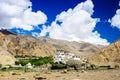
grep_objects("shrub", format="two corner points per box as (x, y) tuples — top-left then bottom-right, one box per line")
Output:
(15, 56), (53, 66)
(1, 66), (10, 71)
(15, 60), (29, 66)
(99, 65), (111, 70)
(66, 60), (81, 70)
(115, 65), (119, 69)
(51, 63), (67, 69)
(90, 64), (96, 69)
(0, 64), (2, 68)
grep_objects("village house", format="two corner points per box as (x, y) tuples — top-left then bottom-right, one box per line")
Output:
(26, 63), (33, 69)
(53, 50), (80, 64)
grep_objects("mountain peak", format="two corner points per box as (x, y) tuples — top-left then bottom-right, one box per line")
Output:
(0, 29), (17, 35)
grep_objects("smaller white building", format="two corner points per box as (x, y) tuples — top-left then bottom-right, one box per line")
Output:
(73, 56), (80, 60)
(53, 50), (80, 64)
(26, 63), (33, 69)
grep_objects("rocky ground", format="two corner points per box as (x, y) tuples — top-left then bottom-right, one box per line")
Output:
(0, 69), (120, 80)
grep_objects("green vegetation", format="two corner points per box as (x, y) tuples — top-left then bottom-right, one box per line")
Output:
(15, 56), (53, 66)
(87, 64), (97, 70)
(0, 56), (116, 72)
(51, 62), (67, 69)
(66, 60), (82, 71)
(15, 60), (29, 66)
(15, 55), (38, 59)
(0, 64), (2, 68)
(98, 65), (111, 70)
(86, 64), (113, 70)
(51, 60), (80, 71)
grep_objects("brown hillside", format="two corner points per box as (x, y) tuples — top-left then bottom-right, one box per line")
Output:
(39, 36), (103, 57)
(89, 39), (120, 66)
(0, 30), (104, 65)
(0, 31), (56, 57)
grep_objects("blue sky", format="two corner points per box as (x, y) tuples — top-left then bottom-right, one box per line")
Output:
(30, 0), (120, 43)
(0, 0), (120, 45)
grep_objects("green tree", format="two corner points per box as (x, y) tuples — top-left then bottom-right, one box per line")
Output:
(0, 64), (2, 68)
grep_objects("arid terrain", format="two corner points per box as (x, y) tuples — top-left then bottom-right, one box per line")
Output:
(0, 30), (120, 80)
(0, 69), (120, 80)
(0, 30), (102, 66)
(0, 0), (119, 80)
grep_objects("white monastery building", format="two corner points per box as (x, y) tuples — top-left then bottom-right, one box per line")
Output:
(53, 50), (80, 64)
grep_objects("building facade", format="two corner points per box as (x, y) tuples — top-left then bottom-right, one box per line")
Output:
(53, 50), (80, 64)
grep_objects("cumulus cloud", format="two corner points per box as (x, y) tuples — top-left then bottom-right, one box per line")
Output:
(119, 1), (120, 6)
(0, 0), (47, 30)
(40, 0), (109, 45)
(109, 1), (120, 29)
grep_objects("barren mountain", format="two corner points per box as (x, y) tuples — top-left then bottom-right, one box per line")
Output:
(0, 30), (103, 65)
(0, 30), (102, 57)
(89, 39), (120, 67)
(0, 32), (16, 65)
(0, 31), (56, 57)
(39, 36), (103, 57)
(0, 30), (56, 65)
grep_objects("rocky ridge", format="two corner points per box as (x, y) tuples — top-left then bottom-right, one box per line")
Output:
(39, 36), (103, 57)
(0, 31), (56, 65)
(0, 30), (103, 65)
(89, 39), (120, 67)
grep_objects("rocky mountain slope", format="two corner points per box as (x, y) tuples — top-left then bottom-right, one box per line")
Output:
(89, 39), (120, 67)
(0, 30), (56, 65)
(39, 36), (103, 57)
(0, 32), (16, 65)
(0, 30), (103, 65)
(1, 30), (120, 67)
(0, 32), (56, 57)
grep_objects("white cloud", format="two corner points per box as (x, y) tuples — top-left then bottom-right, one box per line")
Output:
(108, 2), (120, 30)
(109, 1), (120, 29)
(0, 0), (47, 30)
(119, 1), (120, 6)
(40, 0), (109, 45)
(32, 32), (40, 37)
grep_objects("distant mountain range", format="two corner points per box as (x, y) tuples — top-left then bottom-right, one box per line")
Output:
(1, 29), (119, 67)
(39, 36), (103, 57)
